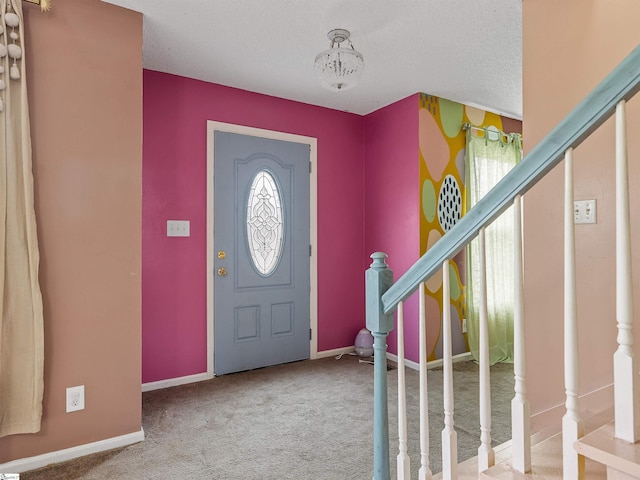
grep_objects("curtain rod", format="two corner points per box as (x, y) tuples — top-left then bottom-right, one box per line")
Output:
(22, 0), (52, 12)
(462, 122), (523, 144)
(462, 122), (522, 138)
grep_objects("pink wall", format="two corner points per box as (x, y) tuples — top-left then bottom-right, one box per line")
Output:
(143, 70), (366, 383)
(363, 95), (421, 361)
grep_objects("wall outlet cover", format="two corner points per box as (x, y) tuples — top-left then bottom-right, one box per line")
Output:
(66, 385), (85, 413)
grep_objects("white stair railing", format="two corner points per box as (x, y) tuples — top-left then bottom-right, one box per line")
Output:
(441, 260), (458, 480)
(614, 99), (640, 443)
(365, 44), (640, 480)
(562, 147), (585, 480)
(511, 194), (531, 473)
(418, 282), (433, 480)
(477, 228), (495, 473)
(396, 301), (410, 480)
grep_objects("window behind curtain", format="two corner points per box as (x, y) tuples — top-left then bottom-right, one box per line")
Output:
(465, 127), (522, 365)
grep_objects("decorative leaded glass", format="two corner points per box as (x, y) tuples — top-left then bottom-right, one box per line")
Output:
(246, 170), (284, 275)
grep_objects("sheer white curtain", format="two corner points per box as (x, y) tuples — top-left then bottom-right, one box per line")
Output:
(465, 126), (522, 365)
(0, 0), (44, 437)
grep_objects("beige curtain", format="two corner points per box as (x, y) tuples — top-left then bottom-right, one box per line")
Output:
(0, 0), (44, 438)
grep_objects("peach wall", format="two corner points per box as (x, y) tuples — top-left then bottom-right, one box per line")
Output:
(143, 71), (366, 383)
(523, 0), (640, 415)
(0, 0), (142, 463)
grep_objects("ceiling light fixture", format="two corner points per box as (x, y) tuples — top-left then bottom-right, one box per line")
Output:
(314, 28), (364, 92)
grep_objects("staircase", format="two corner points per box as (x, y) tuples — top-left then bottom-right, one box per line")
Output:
(366, 44), (640, 480)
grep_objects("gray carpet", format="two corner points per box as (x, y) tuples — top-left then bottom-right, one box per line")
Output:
(22, 356), (513, 479)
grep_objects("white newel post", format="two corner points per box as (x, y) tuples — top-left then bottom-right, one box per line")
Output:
(614, 100), (640, 443)
(511, 194), (531, 473)
(477, 228), (495, 473)
(419, 281), (433, 480)
(441, 260), (458, 480)
(396, 302), (410, 480)
(562, 148), (585, 479)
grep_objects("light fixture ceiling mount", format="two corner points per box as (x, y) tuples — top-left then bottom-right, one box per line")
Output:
(327, 28), (350, 45)
(314, 28), (364, 92)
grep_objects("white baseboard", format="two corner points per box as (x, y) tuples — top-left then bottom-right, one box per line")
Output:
(530, 383), (614, 437)
(142, 371), (212, 392)
(143, 349), (355, 392)
(386, 351), (473, 371)
(0, 428), (145, 473)
(140, 350), (471, 393)
(315, 346), (355, 359)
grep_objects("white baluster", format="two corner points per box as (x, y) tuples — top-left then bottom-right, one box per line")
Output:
(511, 194), (531, 473)
(442, 260), (458, 480)
(396, 301), (410, 480)
(419, 282), (433, 480)
(614, 100), (640, 443)
(563, 148), (585, 479)
(477, 228), (495, 473)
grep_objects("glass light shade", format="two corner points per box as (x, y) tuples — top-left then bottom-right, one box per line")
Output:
(314, 47), (364, 91)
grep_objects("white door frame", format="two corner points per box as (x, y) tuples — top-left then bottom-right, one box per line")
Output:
(206, 121), (318, 377)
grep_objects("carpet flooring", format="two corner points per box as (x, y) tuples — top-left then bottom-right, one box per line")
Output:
(22, 355), (514, 479)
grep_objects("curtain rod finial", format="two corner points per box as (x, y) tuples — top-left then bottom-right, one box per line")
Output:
(23, 0), (52, 12)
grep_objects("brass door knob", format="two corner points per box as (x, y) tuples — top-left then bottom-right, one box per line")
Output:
(217, 251), (226, 259)
(217, 267), (228, 276)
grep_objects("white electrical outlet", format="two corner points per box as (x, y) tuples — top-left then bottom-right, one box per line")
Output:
(167, 220), (190, 237)
(574, 199), (597, 224)
(66, 385), (85, 413)
(462, 318), (467, 333)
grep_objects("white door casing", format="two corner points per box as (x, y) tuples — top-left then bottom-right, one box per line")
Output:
(206, 121), (318, 377)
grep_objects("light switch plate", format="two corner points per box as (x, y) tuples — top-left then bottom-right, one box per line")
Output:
(167, 220), (190, 237)
(574, 200), (596, 224)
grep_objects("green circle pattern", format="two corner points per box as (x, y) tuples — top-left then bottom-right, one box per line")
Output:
(422, 179), (437, 222)
(439, 99), (464, 139)
(449, 263), (461, 301)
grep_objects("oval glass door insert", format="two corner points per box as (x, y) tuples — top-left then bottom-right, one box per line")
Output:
(246, 169), (284, 276)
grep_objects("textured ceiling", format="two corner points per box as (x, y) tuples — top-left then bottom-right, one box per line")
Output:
(102, 0), (522, 118)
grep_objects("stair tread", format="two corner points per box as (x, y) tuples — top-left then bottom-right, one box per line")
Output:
(480, 462), (561, 479)
(574, 422), (640, 476)
(480, 431), (606, 479)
